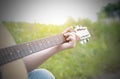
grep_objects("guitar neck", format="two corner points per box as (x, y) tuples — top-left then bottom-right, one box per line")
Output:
(0, 34), (65, 66)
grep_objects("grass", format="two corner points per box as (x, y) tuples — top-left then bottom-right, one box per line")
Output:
(2, 20), (120, 79)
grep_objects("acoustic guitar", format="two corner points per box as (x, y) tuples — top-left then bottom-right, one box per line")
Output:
(0, 25), (90, 79)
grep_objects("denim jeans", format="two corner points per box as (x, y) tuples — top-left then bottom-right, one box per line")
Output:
(28, 69), (55, 79)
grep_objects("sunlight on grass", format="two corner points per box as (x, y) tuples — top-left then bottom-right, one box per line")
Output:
(2, 19), (120, 79)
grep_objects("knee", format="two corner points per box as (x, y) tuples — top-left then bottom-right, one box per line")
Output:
(28, 69), (55, 79)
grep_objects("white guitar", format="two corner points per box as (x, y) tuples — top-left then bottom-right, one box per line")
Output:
(0, 25), (90, 79)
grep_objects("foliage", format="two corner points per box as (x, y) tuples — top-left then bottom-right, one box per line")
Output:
(98, 1), (120, 19)
(2, 19), (120, 79)
(2, 2), (120, 79)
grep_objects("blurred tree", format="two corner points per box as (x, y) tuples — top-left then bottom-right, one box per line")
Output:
(98, 1), (120, 20)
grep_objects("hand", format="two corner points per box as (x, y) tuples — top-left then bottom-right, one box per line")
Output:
(57, 27), (79, 51)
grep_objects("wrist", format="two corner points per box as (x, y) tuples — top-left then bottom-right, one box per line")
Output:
(53, 45), (64, 53)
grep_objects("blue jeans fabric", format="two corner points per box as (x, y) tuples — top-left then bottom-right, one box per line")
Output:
(28, 69), (55, 79)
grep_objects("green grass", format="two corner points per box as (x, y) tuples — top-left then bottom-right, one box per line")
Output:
(2, 20), (120, 79)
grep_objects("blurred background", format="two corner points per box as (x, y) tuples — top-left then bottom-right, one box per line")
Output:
(0, 0), (120, 79)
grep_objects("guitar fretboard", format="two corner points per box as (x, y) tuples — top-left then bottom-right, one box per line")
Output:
(0, 34), (65, 66)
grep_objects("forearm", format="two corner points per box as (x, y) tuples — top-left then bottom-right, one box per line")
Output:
(23, 45), (62, 72)
(23, 27), (77, 72)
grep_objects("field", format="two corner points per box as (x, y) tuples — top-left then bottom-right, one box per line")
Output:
(2, 19), (120, 79)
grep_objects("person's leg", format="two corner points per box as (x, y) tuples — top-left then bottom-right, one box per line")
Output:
(28, 69), (55, 79)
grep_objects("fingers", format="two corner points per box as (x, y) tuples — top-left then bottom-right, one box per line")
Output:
(63, 32), (76, 48)
(59, 27), (78, 50)
(63, 27), (73, 34)
(64, 32), (76, 41)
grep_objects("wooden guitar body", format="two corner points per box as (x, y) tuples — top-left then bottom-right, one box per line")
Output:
(0, 25), (28, 79)
(1, 60), (27, 79)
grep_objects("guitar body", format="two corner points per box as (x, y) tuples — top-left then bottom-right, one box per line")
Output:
(1, 60), (27, 79)
(0, 25), (28, 79)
